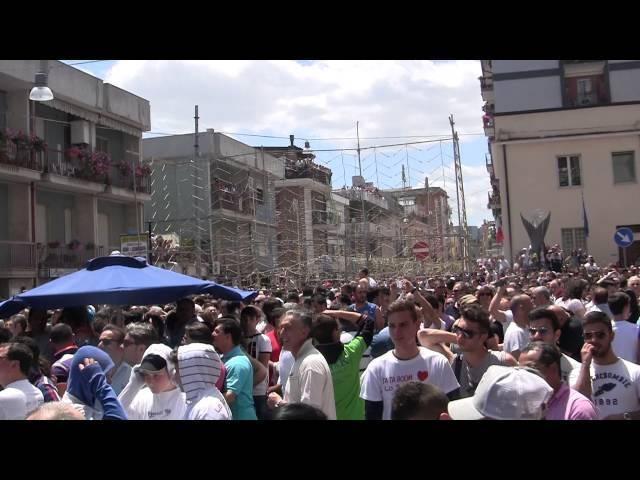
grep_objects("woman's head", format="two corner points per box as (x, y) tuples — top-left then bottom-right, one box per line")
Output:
(240, 306), (262, 335)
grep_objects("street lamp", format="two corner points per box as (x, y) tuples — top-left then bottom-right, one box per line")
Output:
(29, 72), (54, 102)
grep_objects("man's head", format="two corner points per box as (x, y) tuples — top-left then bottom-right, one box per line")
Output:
(286, 292), (301, 304)
(311, 314), (340, 345)
(278, 310), (313, 355)
(27, 309), (48, 334)
(176, 298), (196, 323)
(608, 291), (631, 319)
(272, 402), (328, 420)
(391, 381), (450, 420)
(527, 308), (561, 345)
(475, 285), (494, 308)
(447, 365), (553, 420)
(452, 282), (468, 301)
(591, 287), (609, 306)
(0, 342), (33, 387)
(212, 317), (243, 354)
(531, 287), (551, 308)
(511, 294), (534, 323)
(454, 304), (490, 353)
(387, 299), (419, 349)
(627, 275), (640, 297)
(582, 311), (614, 359)
(549, 280), (563, 298)
(184, 322), (213, 345)
(49, 323), (74, 351)
(124, 322), (159, 366)
(519, 342), (563, 389)
(354, 283), (368, 304)
(27, 402), (85, 420)
(98, 324), (126, 365)
(311, 294), (327, 314)
(137, 345), (176, 394)
(359, 268), (369, 279)
(6, 314), (27, 337)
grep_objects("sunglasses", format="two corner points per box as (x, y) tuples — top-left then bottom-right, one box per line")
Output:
(453, 325), (482, 339)
(584, 331), (607, 340)
(528, 327), (549, 336)
(99, 339), (119, 347)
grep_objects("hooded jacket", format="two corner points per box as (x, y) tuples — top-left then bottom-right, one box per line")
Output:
(177, 343), (231, 420)
(62, 346), (127, 420)
(118, 344), (186, 420)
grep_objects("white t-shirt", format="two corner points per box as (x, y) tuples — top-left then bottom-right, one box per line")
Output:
(572, 358), (640, 419)
(561, 353), (581, 385)
(185, 389), (232, 420)
(126, 387), (186, 420)
(0, 388), (28, 420)
(503, 322), (530, 355)
(360, 347), (459, 420)
(278, 350), (295, 391)
(612, 321), (639, 364)
(5, 379), (44, 416)
(245, 333), (273, 396)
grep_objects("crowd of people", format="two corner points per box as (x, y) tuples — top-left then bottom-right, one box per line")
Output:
(1, 257), (639, 421)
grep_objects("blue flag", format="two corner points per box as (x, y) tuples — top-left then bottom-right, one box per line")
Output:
(582, 192), (589, 238)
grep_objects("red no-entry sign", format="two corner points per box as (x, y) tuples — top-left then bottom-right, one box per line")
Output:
(413, 241), (430, 260)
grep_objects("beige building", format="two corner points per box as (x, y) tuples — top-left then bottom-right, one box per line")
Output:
(481, 60), (640, 266)
(0, 60), (150, 297)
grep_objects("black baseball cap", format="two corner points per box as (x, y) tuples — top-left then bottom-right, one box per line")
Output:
(138, 354), (167, 374)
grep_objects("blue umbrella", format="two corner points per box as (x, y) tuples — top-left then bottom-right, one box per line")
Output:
(0, 255), (256, 318)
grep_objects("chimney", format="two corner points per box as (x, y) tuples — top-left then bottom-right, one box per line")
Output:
(289, 135), (295, 147)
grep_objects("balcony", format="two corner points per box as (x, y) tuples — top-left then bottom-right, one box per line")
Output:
(0, 241), (37, 275)
(336, 187), (390, 210)
(487, 191), (501, 210)
(38, 244), (107, 269)
(483, 115), (495, 139)
(0, 141), (151, 195)
(485, 153), (493, 175)
(284, 158), (332, 186)
(480, 76), (494, 103)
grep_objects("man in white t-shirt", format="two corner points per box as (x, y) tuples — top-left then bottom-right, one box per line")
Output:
(499, 292), (533, 360)
(360, 299), (459, 420)
(118, 344), (186, 420)
(608, 292), (639, 364)
(0, 342), (44, 419)
(572, 311), (640, 419)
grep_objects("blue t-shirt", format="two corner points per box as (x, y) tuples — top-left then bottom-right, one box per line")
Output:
(347, 302), (377, 320)
(221, 346), (257, 420)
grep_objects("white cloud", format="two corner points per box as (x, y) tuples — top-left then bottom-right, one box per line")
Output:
(105, 60), (491, 225)
(105, 60), (484, 137)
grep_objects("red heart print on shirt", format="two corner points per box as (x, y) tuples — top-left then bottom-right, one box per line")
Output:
(417, 371), (428, 381)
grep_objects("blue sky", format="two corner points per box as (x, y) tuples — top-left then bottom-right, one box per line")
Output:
(63, 60), (490, 226)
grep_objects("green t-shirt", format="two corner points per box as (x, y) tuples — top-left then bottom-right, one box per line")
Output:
(330, 336), (367, 420)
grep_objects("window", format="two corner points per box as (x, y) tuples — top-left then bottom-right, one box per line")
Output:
(561, 228), (587, 253)
(96, 137), (109, 154)
(576, 78), (594, 105)
(256, 188), (264, 204)
(612, 151), (636, 184)
(557, 155), (581, 187)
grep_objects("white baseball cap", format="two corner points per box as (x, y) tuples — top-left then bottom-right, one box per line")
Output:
(447, 366), (553, 420)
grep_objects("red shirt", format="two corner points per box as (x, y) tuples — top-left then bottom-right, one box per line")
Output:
(266, 329), (281, 362)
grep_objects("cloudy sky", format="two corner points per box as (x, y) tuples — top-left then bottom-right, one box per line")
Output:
(65, 60), (490, 226)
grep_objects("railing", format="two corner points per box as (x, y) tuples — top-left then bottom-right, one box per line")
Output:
(38, 244), (106, 269)
(0, 145), (151, 195)
(284, 159), (332, 185)
(0, 142), (46, 171)
(0, 241), (36, 270)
